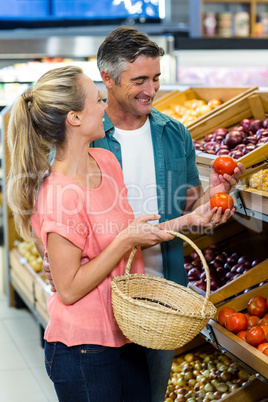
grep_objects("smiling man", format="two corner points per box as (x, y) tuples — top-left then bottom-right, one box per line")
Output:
(90, 26), (244, 402)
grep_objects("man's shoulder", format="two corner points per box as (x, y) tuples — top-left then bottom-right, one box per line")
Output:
(150, 108), (188, 135)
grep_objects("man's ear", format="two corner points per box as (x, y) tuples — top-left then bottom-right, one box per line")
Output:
(67, 111), (81, 127)
(101, 70), (113, 89)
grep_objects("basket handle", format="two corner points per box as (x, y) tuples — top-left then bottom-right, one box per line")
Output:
(125, 230), (211, 316)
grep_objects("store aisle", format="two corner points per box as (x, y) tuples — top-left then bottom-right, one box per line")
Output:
(0, 292), (58, 402)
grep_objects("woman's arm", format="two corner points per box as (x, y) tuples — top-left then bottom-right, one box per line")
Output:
(158, 201), (234, 232)
(47, 214), (174, 305)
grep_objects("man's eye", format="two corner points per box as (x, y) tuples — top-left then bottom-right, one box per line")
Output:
(135, 80), (145, 85)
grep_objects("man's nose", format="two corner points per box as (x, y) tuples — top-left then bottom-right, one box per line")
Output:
(144, 81), (158, 97)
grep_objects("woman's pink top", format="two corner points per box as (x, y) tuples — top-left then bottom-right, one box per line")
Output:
(31, 148), (144, 347)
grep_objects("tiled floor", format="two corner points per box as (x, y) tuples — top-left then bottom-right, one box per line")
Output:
(0, 292), (58, 402)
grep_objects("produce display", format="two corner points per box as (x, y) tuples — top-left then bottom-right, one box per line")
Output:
(184, 243), (263, 292)
(249, 169), (268, 191)
(193, 118), (268, 158)
(165, 348), (254, 402)
(217, 296), (268, 355)
(161, 98), (222, 126)
(15, 240), (43, 273)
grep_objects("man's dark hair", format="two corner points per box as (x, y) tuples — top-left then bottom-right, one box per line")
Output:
(97, 26), (165, 85)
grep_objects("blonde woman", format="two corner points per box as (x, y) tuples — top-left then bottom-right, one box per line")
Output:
(7, 65), (231, 402)
(7, 65), (175, 402)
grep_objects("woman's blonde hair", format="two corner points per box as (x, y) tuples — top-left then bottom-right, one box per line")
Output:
(6, 65), (85, 240)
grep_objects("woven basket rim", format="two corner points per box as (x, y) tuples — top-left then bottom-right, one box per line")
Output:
(111, 273), (216, 319)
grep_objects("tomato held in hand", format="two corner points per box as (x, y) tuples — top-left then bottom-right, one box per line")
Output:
(214, 155), (238, 176)
(247, 296), (268, 318)
(225, 312), (248, 333)
(217, 307), (236, 326)
(245, 325), (265, 346)
(210, 192), (234, 212)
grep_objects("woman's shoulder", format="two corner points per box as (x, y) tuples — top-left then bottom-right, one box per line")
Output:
(89, 148), (120, 168)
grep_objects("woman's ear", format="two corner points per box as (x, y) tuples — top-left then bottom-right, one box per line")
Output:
(67, 111), (81, 127)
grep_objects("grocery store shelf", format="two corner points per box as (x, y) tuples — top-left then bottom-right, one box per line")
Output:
(175, 37), (268, 50)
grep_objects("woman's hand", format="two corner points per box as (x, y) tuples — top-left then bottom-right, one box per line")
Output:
(209, 160), (246, 197)
(189, 201), (235, 229)
(118, 214), (174, 248)
(42, 251), (56, 292)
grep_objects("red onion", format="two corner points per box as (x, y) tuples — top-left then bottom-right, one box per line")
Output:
(204, 133), (214, 142)
(240, 119), (252, 131)
(250, 119), (263, 133)
(263, 118), (268, 129)
(228, 150), (244, 159)
(225, 131), (243, 149)
(213, 128), (228, 136)
(194, 279), (206, 292)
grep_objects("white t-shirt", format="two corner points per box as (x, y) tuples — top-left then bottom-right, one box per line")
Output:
(113, 117), (164, 277)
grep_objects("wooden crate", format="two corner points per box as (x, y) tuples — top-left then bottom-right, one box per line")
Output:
(209, 283), (268, 381)
(238, 162), (268, 217)
(189, 90), (268, 141)
(220, 377), (268, 401)
(185, 219), (268, 306)
(35, 273), (52, 312)
(35, 301), (49, 325)
(9, 249), (37, 305)
(174, 339), (268, 401)
(153, 86), (257, 127)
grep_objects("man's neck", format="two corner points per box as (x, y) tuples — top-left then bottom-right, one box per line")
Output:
(105, 106), (148, 131)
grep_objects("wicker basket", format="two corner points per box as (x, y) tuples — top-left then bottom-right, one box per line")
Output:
(111, 230), (217, 350)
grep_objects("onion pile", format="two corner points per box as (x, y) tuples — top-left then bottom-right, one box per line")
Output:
(193, 118), (268, 159)
(184, 244), (262, 293)
(165, 349), (254, 402)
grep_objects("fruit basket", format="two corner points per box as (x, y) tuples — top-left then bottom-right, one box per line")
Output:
(153, 86), (257, 127)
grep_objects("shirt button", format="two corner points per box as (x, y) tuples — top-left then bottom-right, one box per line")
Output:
(115, 146), (119, 151)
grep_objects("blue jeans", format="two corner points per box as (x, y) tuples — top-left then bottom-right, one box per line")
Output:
(44, 341), (151, 402)
(145, 348), (175, 402)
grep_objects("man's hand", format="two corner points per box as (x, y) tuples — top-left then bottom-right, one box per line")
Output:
(43, 251), (56, 292)
(209, 159), (246, 197)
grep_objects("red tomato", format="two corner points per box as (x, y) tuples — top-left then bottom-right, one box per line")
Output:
(214, 155), (238, 176)
(247, 296), (268, 318)
(256, 342), (268, 353)
(264, 348), (268, 357)
(236, 330), (247, 341)
(263, 313), (268, 319)
(259, 325), (268, 342)
(225, 312), (248, 333)
(245, 326), (265, 346)
(217, 307), (236, 326)
(247, 315), (260, 329)
(210, 193), (234, 212)
(258, 318), (268, 326)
